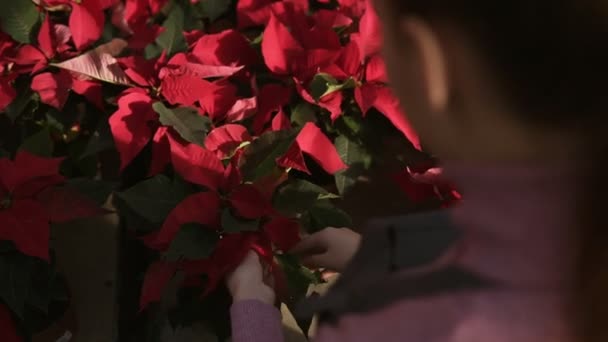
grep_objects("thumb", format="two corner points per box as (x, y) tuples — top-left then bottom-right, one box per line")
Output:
(290, 233), (328, 256)
(242, 250), (262, 267)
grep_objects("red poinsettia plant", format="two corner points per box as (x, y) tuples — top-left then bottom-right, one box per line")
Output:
(0, 0), (458, 340)
(0, 151), (107, 260)
(0, 151), (109, 341)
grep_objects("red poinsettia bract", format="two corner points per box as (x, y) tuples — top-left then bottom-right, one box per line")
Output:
(117, 0), (168, 49)
(0, 32), (17, 111)
(392, 167), (462, 207)
(261, 2), (343, 81)
(237, 0), (308, 29)
(282, 122), (347, 174)
(37, 0), (117, 50)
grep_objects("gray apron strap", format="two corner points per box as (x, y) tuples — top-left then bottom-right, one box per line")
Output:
(295, 210), (494, 324)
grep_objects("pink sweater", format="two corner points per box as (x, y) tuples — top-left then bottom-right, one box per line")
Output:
(230, 163), (580, 342)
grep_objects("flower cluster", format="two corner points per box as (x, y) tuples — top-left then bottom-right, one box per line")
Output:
(101, 0), (426, 314)
(0, 0), (456, 339)
(0, 151), (106, 260)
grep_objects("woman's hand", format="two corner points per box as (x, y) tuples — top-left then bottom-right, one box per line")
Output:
(227, 251), (275, 305)
(290, 227), (361, 272)
(227, 227), (360, 304)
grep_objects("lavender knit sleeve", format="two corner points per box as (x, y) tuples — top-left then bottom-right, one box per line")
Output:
(230, 300), (284, 342)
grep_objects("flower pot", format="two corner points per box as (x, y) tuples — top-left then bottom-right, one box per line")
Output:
(45, 213), (121, 342)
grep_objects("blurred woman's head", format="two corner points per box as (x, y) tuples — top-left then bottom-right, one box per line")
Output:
(373, 1), (608, 163)
(371, 1), (608, 340)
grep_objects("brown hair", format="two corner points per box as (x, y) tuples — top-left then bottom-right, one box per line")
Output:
(387, 1), (608, 340)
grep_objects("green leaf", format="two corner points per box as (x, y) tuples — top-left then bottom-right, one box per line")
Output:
(334, 171), (357, 197)
(0, 254), (33, 319)
(301, 201), (353, 233)
(64, 138), (99, 178)
(334, 163), (369, 197)
(144, 43), (163, 60)
(21, 271), (70, 333)
(5, 89), (36, 122)
(250, 32), (263, 47)
(221, 208), (260, 233)
(0, 241), (15, 253)
(153, 4), (187, 58)
(66, 178), (116, 206)
(26, 261), (56, 315)
(340, 115), (363, 136)
(183, 10), (205, 31)
(153, 102), (212, 146)
(182, 0), (206, 31)
(275, 253), (321, 337)
(291, 102), (317, 127)
(309, 73), (357, 102)
(101, 14), (119, 43)
(334, 135), (371, 195)
(0, 0), (39, 43)
(309, 73), (336, 102)
(335, 135), (365, 164)
(276, 254), (321, 305)
(83, 118), (115, 157)
(198, 0), (232, 22)
(165, 223), (219, 261)
(273, 179), (338, 216)
(20, 126), (53, 157)
(115, 175), (192, 227)
(45, 112), (65, 132)
(241, 129), (298, 181)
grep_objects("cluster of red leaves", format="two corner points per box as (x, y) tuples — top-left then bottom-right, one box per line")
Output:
(0, 151), (105, 339)
(0, 32), (18, 111)
(102, 0), (420, 309)
(0, 0), (131, 112)
(108, 0), (418, 183)
(0, 0), (419, 150)
(39, 0), (121, 50)
(260, 0), (419, 146)
(0, 0), (178, 112)
(0, 0), (455, 328)
(137, 119), (348, 310)
(0, 151), (104, 261)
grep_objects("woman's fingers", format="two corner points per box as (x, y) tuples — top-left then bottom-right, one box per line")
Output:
(289, 228), (360, 271)
(300, 252), (331, 269)
(290, 231), (330, 256)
